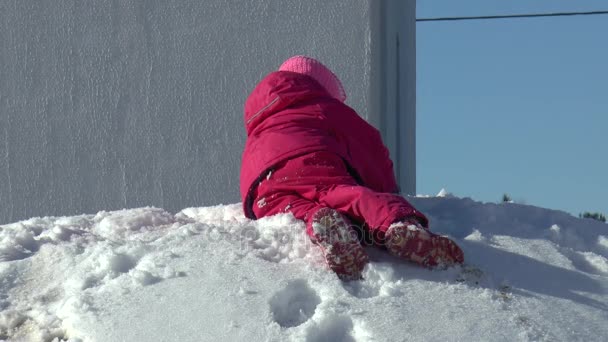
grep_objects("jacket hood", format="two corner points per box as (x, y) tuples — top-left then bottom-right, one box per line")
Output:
(244, 71), (330, 136)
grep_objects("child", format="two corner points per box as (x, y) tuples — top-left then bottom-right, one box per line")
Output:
(240, 56), (464, 280)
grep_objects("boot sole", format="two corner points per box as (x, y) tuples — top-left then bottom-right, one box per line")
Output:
(311, 208), (369, 280)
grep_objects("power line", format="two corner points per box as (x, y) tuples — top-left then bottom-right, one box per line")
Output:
(416, 10), (608, 22)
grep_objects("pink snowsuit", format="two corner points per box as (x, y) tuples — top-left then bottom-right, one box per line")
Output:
(240, 71), (427, 243)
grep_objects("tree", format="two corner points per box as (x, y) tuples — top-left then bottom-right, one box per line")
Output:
(579, 212), (606, 223)
(502, 194), (512, 203)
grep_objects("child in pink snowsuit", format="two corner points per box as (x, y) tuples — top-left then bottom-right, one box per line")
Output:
(240, 56), (464, 280)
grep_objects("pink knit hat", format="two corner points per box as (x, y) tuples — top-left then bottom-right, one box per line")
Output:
(279, 55), (347, 102)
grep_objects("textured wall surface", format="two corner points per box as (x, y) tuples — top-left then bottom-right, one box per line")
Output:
(377, 0), (417, 196)
(0, 1), (415, 224)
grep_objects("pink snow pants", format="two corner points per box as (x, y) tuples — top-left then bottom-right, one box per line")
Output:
(252, 151), (428, 245)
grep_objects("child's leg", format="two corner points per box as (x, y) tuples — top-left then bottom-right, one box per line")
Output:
(252, 183), (368, 280)
(319, 184), (428, 242)
(319, 184), (463, 267)
(252, 187), (318, 224)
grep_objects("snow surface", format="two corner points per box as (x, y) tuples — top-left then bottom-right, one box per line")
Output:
(1, 194), (608, 341)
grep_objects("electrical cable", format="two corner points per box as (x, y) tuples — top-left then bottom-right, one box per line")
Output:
(417, 10), (608, 22)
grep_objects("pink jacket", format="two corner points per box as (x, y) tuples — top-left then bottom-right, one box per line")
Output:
(240, 71), (398, 219)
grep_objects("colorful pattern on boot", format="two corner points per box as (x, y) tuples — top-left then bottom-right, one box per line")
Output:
(310, 208), (369, 280)
(385, 220), (464, 268)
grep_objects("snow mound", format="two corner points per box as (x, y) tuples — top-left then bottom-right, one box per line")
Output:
(436, 188), (452, 198)
(1, 197), (607, 341)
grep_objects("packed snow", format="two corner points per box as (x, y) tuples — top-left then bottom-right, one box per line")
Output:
(1, 192), (607, 341)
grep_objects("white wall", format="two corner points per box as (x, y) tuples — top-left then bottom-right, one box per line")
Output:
(0, 0), (416, 224)
(370, 0), (417, 196)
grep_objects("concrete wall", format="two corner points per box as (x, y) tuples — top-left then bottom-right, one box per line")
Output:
(371, 0), (417, 196)
(0, 0), (416, 224)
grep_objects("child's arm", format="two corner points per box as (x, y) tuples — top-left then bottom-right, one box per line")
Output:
(333, 105), (399, 194)
(360, 127), (399, 193)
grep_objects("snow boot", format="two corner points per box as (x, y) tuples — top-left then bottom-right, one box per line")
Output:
(309, 208), (369, 280)
(385, 219), (464, 268)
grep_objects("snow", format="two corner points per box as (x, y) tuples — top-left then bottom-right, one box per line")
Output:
(436, 188), (452, 198)
(1, 195), (608, 341)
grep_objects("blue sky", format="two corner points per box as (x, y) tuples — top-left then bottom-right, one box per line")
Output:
(416, 0), (607, 217)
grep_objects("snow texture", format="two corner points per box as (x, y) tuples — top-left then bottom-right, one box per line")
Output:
(1, 195), (607, 341)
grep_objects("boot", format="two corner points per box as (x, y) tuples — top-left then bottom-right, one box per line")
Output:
(385, 219), (464, 268)
(309, 208), (369, 280)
